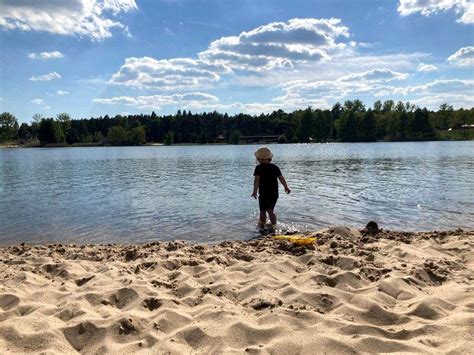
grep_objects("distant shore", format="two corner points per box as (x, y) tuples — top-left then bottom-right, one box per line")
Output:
(1, 136), (473, 150)
(1, 227), (472, 353)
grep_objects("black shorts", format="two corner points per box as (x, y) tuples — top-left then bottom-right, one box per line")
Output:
(259, 195), (278, 211)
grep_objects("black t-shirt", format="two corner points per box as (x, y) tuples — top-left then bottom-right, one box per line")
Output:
(253, 163), (282, 198)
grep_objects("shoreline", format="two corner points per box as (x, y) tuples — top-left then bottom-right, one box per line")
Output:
(1, 226), (473, 353)
(1, 138), (473, 150)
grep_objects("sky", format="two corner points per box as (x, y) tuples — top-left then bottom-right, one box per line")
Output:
(0, 0), (473, 123)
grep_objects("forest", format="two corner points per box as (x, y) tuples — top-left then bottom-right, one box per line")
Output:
(1, 100), (473, 146)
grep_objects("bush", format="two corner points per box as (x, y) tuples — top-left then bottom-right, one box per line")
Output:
(107, 126), (128, 146)
(277, 135), (287, 144)
(128, 126), (146, 145)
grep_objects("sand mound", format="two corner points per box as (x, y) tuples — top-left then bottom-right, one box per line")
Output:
(0, 227), (473, 353)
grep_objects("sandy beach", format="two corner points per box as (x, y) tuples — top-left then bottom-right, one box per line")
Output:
(0, 225), (473, 354)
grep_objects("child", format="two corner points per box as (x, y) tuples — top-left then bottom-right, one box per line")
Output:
(251, 146), (290, 231)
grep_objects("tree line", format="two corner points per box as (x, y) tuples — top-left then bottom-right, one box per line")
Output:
(1, 100), (473, 146)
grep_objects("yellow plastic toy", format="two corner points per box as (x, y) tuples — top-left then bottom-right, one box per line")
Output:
(272, 234), (316, 245)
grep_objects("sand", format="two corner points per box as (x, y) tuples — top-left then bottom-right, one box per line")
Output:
(0, 226), (473, 354)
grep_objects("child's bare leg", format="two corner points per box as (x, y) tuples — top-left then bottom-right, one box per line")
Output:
(259, 211), (267, 225)
(268, 209), (277, 225)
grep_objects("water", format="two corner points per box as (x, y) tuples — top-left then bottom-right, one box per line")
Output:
(1, 142), (473, 245)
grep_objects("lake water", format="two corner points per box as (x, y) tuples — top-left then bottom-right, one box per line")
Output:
(1, 142), (473, 245)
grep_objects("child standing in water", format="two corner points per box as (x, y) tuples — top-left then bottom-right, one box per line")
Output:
(251, 146), (290, 231)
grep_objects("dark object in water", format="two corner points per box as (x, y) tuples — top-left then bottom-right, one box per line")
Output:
(364, 221), (380, 235)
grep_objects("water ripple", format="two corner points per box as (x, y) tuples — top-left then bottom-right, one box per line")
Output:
(1, 142), (473, 244)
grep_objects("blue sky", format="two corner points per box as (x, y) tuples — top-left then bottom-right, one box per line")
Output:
(0, 0), (473, 123)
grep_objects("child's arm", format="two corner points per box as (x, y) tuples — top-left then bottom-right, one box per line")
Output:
(251, 176), (260, 199)
(278, 175), (291, 194)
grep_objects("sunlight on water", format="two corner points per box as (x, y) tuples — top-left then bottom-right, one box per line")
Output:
(0, 142), (473, 245)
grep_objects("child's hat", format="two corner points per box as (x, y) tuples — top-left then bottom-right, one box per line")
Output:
(255, 146), (273, 160)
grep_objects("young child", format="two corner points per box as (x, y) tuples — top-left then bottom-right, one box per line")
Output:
(251, 146), (290, 231)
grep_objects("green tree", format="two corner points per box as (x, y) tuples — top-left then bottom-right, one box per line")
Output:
(358, 110), (377, 142)
(229, 129), (241, 144)
(32, 113), (43, 123)
(164, 130), (174, 145)
(436, 103), (453, 130)
(331, 102), (343, 120)
(57, 113), (73, 143)
(128, 126), (146, 145)
(382, 100), (394, 113)
(313, 110), (333, 142)
(336, 110), (357, 142)
(18, 123), (32, 141)
(296, 107), (314, 142)
(411, 108), (435, 139)
(344, 99), (365, 112)
(0, 112), (18, 142)
(107, 126), (128, 145)
(93, 131), (105, 143)
(373, 100), (382, 113)
(395, 101), (406, 113)
(38, 118), (65, 145)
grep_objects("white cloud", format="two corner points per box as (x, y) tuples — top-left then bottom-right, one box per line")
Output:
(103, 17), (471, 115)
(109, 18), (410, 92)
(93, 92), (219, 110)
(398, 0), (474, 24)
(29, 72), (61, 81)
(409, 94), (474, 109)
(0, 0), (137, 40)
(57, 90), (69, 95)
(369, 79), (474, 109)
(393, 79), (474, 95)
(338, 69), (409, 82)
(108, 56), (230, 90)
(31, 98), (44, 104)
(270, 68), (409, 108)
(417, 63), (438, 72)
(199, 18), (351, 71)
(28, 51), (64, 60)
(448, 46), (474, 66)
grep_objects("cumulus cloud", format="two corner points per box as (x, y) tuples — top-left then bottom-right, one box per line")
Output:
(338, 69), (409, 82)
(270, 68), (409, 108)
(393, 79), (474, 95)
(93, 92), (219, 110)
(29, 72), (61, 81)
(398, 0), (474, 24)
(28, 51), (64, 60)
(103, 17), (470, 114)
(0, 0), (137, 40)
(199, 18), (351, 71)
(369, 79), (474, 110)
(448, 46), (474, 66)
(108, 18), (363, 91)
(417, 63), (438, 72)
(108, 57), (230, 90)
(57, 90), (69, 95)
(31, 98), (44, 104)
(409, 94), (474, 109)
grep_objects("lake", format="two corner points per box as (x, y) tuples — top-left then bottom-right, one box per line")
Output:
(1, 142), (473, 245)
